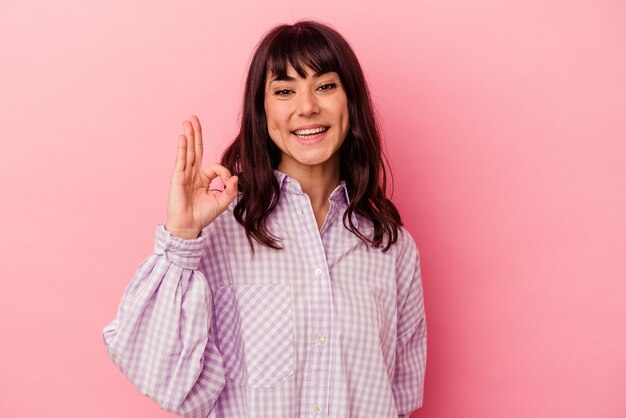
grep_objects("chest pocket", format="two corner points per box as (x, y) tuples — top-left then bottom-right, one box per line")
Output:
(213, 283), (295, 387)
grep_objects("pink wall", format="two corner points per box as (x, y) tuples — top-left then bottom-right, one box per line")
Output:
(1, 1), (625, 417)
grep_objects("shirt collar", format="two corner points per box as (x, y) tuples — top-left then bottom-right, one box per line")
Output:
(273, 169), (351, 205)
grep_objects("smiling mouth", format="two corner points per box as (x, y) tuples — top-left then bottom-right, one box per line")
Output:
(292, 126), (329, 139)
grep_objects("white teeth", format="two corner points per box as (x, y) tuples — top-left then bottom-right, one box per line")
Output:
(293, 126), (328, 135)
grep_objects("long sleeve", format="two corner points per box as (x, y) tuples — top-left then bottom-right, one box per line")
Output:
(102, 223), (225, 418)
(393, 233), (427, 417)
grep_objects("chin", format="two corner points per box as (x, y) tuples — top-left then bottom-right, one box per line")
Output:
(298, 155), (338, 168)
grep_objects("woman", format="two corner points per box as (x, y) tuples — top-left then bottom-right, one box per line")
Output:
(103, 20), (426, 418)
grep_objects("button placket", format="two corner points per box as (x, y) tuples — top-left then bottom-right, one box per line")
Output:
(296, 193), (331, 418)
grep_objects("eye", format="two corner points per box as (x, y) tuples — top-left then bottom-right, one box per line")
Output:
(274, 89), (293, 96)
(318, 83), (337, 91)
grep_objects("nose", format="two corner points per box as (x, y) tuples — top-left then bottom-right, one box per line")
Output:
(297, 89), (320, 117)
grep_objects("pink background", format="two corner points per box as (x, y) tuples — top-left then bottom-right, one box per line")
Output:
(1, 0), (625, 417)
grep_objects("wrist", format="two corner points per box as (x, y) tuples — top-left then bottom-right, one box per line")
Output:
(164, 224), (201, 240)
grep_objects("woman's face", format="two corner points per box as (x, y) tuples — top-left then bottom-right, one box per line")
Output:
(264, 62), (350, 173)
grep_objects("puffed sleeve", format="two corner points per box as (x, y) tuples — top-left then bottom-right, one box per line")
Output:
(392, 231), (427, 417)
(102, 223), (225, 418)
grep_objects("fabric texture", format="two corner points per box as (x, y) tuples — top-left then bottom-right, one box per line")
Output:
(102, 169), (427, 418)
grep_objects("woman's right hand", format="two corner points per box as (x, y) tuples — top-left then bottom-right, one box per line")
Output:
(164, 115), (239, 239)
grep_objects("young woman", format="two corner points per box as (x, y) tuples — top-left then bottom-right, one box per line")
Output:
(103, 20), (426, 418)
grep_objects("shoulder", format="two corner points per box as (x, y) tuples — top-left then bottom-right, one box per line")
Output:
(398, 225), (419, 252)
(394, 225), (420, 266)
(348, 213), (419, 259)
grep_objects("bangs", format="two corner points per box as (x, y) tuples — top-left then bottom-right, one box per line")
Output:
(266, 26), (340, 79)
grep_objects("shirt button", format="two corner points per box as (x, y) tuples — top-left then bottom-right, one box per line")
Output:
(311, 404), (320, 414)
(317, 335), (326, 344)
(314, 268), (323, 277)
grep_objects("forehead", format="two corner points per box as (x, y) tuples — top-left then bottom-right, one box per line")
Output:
(266, 49), (340, 80)
(266, 63), (336, 84)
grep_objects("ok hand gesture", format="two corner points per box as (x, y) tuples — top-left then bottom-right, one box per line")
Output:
(164, 115), (239, 239)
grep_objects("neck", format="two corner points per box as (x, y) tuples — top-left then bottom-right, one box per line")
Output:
(277, 155), (340, 210)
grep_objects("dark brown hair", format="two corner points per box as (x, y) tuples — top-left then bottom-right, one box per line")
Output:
(221, 20), (402, 252)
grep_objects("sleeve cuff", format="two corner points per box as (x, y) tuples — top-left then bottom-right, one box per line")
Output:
(153, 223), (207, 269)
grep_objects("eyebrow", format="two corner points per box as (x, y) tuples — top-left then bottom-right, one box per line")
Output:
(269, 71), (332, 83)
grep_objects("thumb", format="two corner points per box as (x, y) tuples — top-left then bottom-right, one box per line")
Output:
(216, 175), (239, 206)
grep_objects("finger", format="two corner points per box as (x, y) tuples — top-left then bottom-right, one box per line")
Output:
(190, 115), (203, 167)
(225, 175), (239, 197)
(201, 163), (232, 183)
(183, 120), (195, 168)
(216, 175), (239, 206)
(175, 135), (187, 172)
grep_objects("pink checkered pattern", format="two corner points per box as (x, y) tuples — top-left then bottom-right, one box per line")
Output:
(103, 170), (427, 418)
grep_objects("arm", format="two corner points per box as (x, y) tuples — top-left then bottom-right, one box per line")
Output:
(393, 232), (427, 417)
(102, 223), (225, 418)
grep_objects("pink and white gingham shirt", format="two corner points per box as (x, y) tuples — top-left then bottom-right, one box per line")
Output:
(102, 169), (426, 418)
